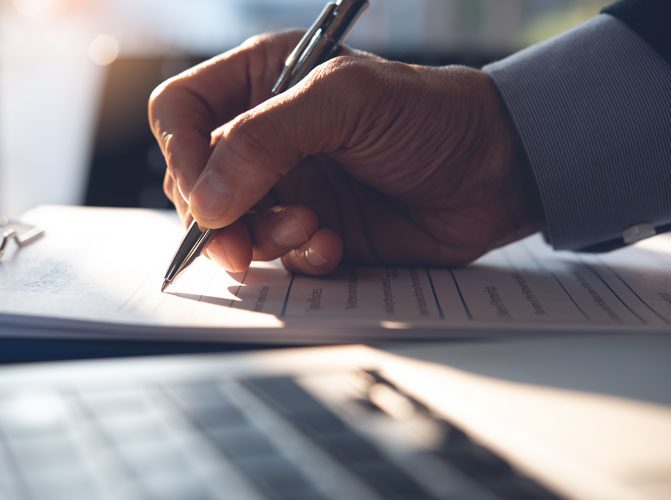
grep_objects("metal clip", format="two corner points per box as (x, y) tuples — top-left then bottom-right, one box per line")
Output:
(0, 217), (45, 260)
(272, 2), (337, 95)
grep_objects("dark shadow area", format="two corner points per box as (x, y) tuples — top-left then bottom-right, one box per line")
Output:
(0, 333), (285, 364)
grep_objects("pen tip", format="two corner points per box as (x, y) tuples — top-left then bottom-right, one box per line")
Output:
(161, 280), (169, 293)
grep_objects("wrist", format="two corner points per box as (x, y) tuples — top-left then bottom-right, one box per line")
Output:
(474, 68), (546, 247)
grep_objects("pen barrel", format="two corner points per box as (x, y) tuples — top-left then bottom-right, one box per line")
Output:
(164, 221), (215, 284)
(285, 33), (339, 89)
(272, 0), (370, 95)
(329, 0), (370, 43)
(272, 2), (337, 95)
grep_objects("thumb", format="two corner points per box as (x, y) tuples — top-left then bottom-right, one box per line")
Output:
(188, 55), (372, 228)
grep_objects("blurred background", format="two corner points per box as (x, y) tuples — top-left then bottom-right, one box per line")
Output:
(1, 0), (611, 217)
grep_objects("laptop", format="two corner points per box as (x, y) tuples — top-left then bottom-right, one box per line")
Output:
(0, 334), (668, 500)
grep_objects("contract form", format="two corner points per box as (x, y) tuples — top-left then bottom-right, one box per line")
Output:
(0, 206), (668, 343)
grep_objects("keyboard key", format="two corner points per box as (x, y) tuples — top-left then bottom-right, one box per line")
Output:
(206, 425), (277, 461)
(9, 435), (84, 473)
(81, 389), (156, 419)
(23, 467), (99, 500)
(488, 475), (562, 500)
(116, 441), (189, 474)
(314, 431), (384, 466)
(98, 413), (170, 444)
(0, 416), (68, 440)
(0, 394), (70, 439)
(83, 454), (141, 498)
(188, 405), (249, 432)
(435, 443), (512, 478)
(289, 411), (348, 437)
(234, 454), (316, 499)
(139, 469), (214, 500)
(243, 377), (328, 415)
(167, 383), (235, 411)
(353, 462), (436, 500)
(25, 483), (97, 500)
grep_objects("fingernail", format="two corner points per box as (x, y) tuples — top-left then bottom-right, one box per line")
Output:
(190, 170), (234, 220)
(305, 246), (328, 267)
(272, 214), (309, 247)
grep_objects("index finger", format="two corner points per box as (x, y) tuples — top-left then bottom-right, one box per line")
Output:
(148, 32), (304, 199)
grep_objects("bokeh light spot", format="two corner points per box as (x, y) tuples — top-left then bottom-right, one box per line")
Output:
(88, 34), (119, 66)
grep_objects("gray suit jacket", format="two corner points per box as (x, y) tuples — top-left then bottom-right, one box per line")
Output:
(484, 0), (671, 252)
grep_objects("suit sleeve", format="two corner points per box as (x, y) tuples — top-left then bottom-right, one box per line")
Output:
(603, 0), (671, 65)
(483, 10), (671, 251)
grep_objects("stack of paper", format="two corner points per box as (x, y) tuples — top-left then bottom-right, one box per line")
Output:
(0, 206), (668, 343)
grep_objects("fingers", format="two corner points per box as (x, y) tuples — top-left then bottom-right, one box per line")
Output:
(149, 31), (306, 201)
(246, 205), (318, 261)
(203, 220), (253, 273)
(281, 229), (343, 276)
(202, 205), (343, 275)
(150, 95), (215, 201)
(188, 56), (378, 229)
(150, 32), (386, 276)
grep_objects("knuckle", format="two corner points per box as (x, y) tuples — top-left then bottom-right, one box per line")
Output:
(240, 33), (271, 50)
(241, 30), (303, 51)
(304, 57), (382, 146)
(310, 56), (382, 114)
(317, 56), (371, 87)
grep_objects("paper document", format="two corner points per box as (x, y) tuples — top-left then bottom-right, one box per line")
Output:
(0, 206), (669, 343)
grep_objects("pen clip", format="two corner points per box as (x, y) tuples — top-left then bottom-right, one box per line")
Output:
(272, 2), (336, 95)
(327, 0), (370, 45)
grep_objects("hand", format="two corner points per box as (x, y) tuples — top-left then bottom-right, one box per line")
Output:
(149, 31), (544, 276)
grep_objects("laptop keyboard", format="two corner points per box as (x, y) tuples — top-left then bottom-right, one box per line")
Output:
(0, 370), (561, 500)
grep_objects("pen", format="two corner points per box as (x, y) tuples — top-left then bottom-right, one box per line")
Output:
(162, 0), (370, 292)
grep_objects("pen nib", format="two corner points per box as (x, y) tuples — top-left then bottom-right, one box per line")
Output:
(161, 280), (170, 293)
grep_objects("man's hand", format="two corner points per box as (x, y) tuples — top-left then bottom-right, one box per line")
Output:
(149, 31), (544, 275)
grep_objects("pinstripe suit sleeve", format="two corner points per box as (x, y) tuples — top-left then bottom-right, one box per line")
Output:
(483, 14), (671, 251)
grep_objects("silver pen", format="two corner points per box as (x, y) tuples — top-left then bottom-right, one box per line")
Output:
(162, 0), (370, 292)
